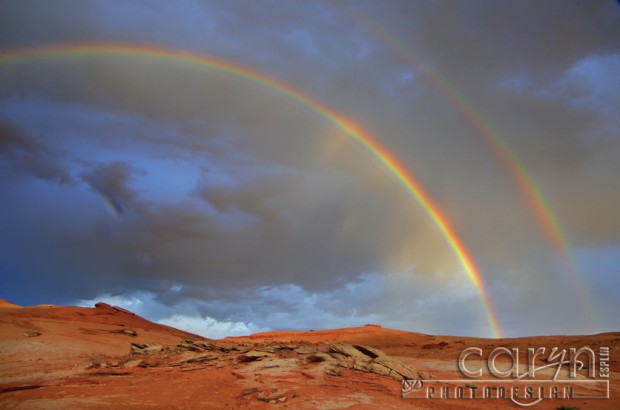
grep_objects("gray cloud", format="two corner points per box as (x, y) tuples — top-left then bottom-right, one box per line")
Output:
(80, 161), (144, 215)
(0, 121), (73, 184)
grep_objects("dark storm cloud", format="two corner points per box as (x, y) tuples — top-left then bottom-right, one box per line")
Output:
(0, 121), (73, 184)
(80, 161), (144, 215)
(194, 169), (311, 224)
(64, 184), (387, 291)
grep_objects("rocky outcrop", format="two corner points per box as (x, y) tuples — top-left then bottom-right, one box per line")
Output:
(94, 302), (136, 316)
(107, 338), (430, 383)
(238, 350), (275, 362)
(325, 343), (425, 381)
(256, 388), (294, 403)
(111, 328), (138, 337)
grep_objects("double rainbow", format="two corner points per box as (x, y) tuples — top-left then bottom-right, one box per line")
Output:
(0, 43), (503, 338)
(339, 11), (595, 326)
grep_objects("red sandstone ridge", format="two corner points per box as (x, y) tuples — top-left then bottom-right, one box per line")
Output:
(0, 301), (618, 409)
(0, 299), (20, 308)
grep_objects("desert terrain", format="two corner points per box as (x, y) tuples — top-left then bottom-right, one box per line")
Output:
(0, 299), (617, 409)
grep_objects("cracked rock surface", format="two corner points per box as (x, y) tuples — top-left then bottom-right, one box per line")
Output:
(124, 338), (430, 383)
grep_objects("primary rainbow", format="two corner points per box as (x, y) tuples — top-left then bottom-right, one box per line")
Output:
(0, 42), (503, 338)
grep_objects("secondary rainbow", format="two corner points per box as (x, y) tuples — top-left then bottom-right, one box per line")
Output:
(0, 43), (503, 337)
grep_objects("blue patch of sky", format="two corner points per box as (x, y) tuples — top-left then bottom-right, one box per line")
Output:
(494, 53), (620, 125)
(559, 54), (620, 120)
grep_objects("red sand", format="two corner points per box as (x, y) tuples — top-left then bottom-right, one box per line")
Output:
(1, 300), (617, 409)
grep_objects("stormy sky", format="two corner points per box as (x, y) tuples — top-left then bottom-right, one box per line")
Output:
(1, 0), (618, 338)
